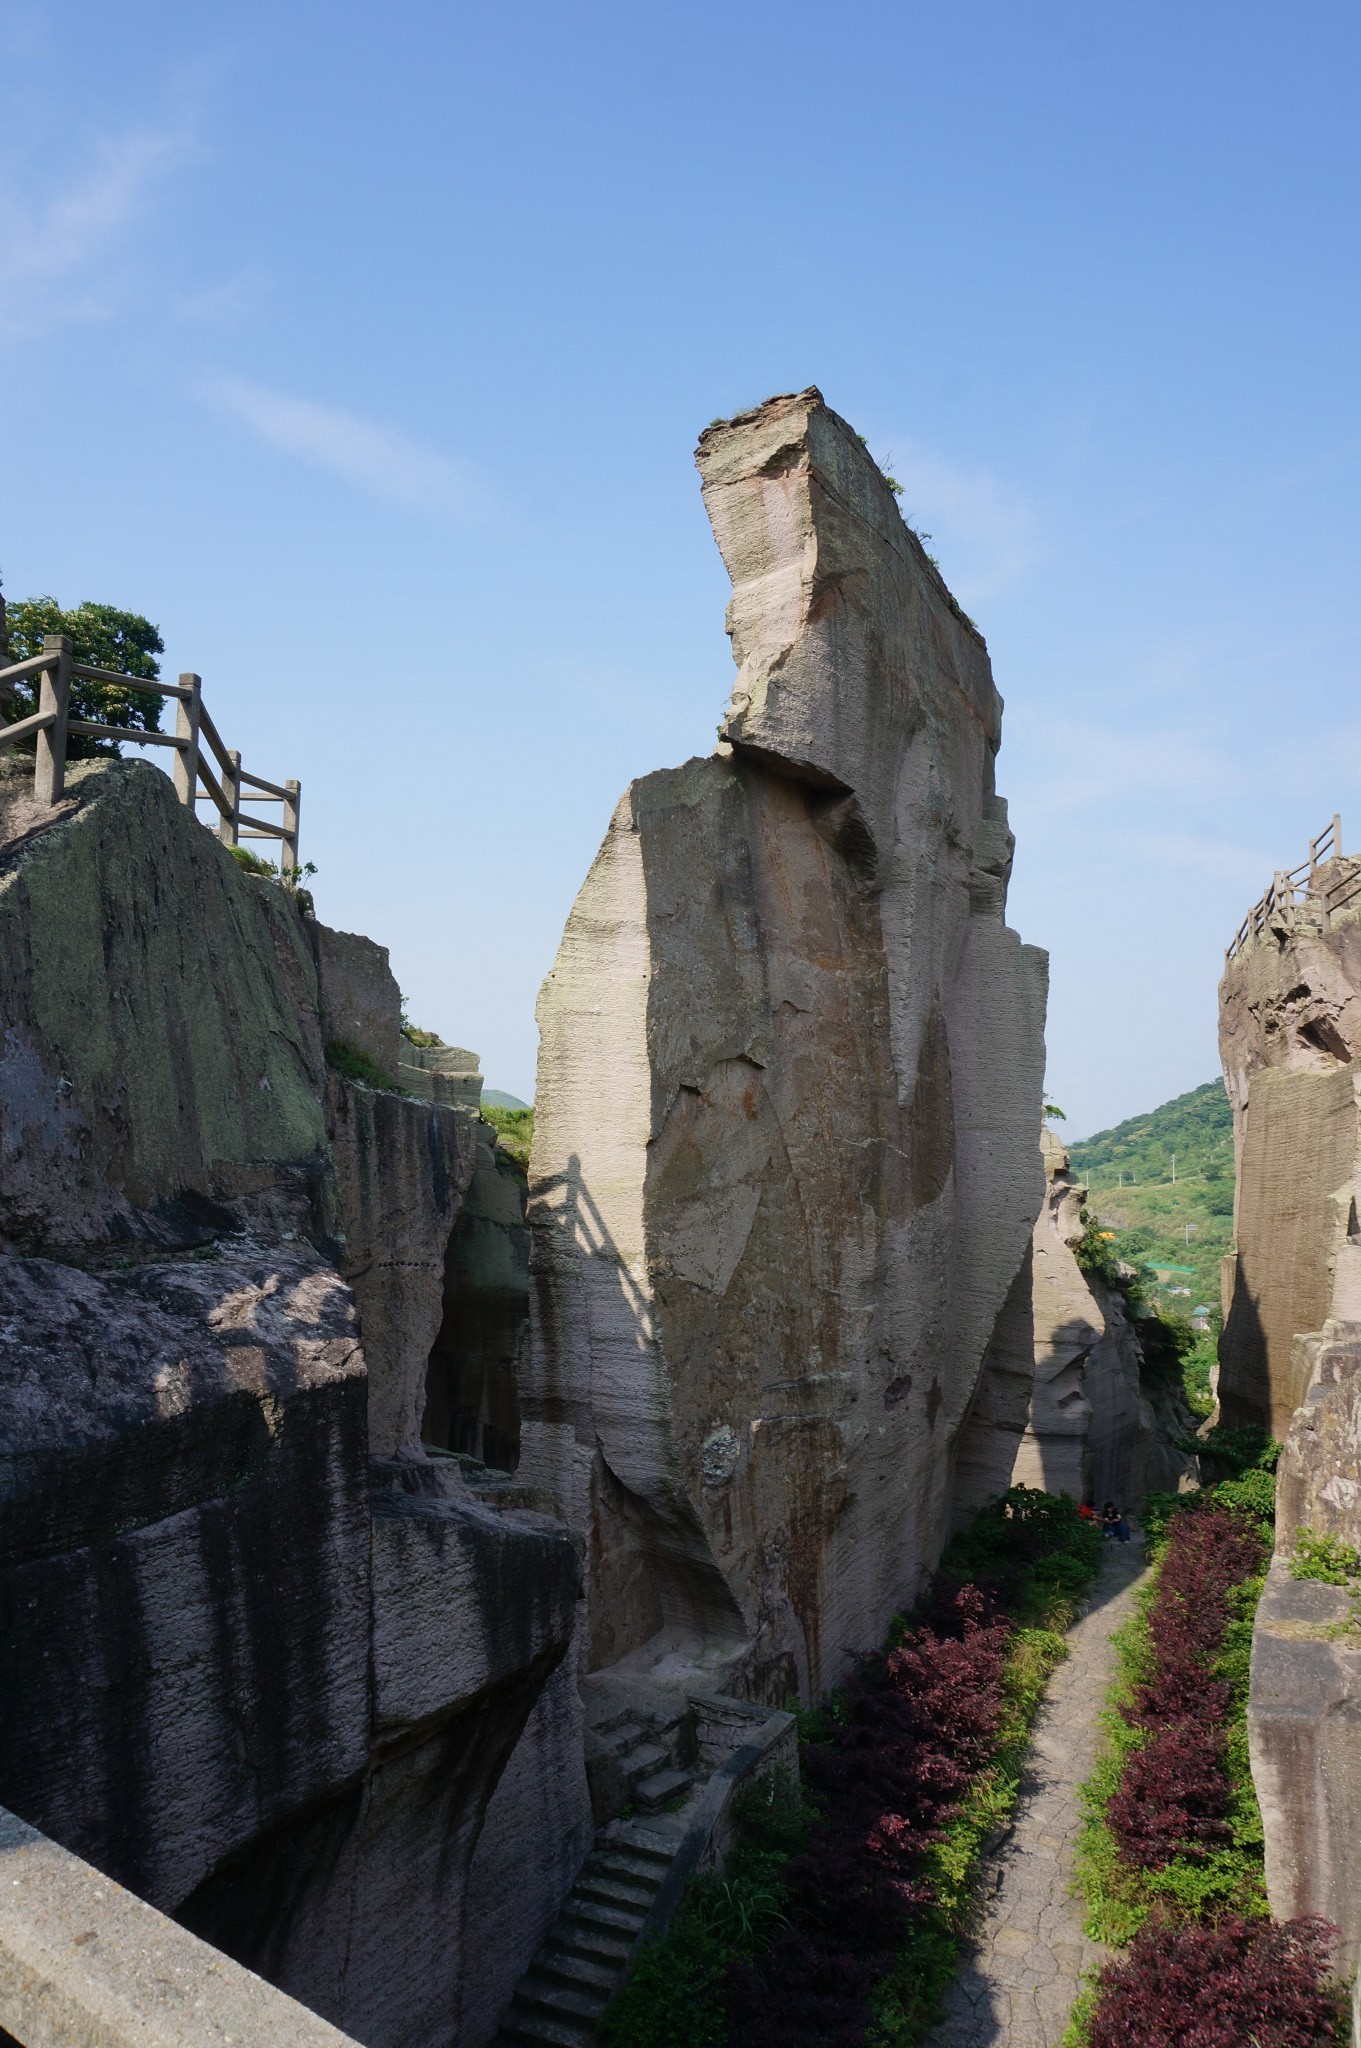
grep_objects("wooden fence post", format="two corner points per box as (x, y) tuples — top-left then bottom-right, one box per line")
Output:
(1335, 813), (1343, 862)
(34, 634), (72, 805)
(281, 780), (301, 878)
(220, 750), (241, 847)
(173, 673), (201, 808)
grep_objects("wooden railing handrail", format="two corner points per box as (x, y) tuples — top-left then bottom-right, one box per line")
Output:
(68, 663), (193, 700)
(0, 637), (301, 873)
(1226, 814), (1350, 965)
(0, 650), (58, 686)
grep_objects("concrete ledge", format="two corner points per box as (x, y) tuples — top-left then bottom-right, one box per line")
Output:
(0, 1807), (362, 2048)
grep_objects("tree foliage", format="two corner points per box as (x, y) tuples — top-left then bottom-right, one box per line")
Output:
(4, 594), (164, 757)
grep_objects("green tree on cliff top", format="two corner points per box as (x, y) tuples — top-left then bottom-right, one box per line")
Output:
(3, 592), (165, 757)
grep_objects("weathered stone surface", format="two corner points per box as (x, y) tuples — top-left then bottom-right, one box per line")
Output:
(1009, 1133), (1098, 1500)
(0, 1804), (366, 2048)
(459, 1655), (593, 2048)
(0, 1247), (370, 1913)
(0, 758), (329, 1258)
(1219, 904), (1361, 1435)
(1085, 1281), (1198, 1504)
(1248, 1562), (1361, 1975)
(423, 1125), (529, 1471)
(181, 1467), (582, 2048)
(398, 1038), (484, 1110)
(0, 760), (588, 2048)
(309, 922), (403, 1083)
(952, 1135), (1197, 1515)
(326, 1076), (476, 1460)
(521, 389), (1047, 1706)
(1221, 862), (1361, 1973)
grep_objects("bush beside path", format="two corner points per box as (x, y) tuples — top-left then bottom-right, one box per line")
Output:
(924, 1536), (1150, 2048)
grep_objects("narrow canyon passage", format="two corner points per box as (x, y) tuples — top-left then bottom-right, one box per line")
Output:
(926, 1534), (1151, 2048)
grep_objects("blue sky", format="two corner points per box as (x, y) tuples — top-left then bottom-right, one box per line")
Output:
(4, 0), (1359, 1134)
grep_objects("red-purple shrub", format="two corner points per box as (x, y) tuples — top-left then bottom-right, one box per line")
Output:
(1105, 1502), (1268, 1872)
(1086, 1916), (1344, 2048)
(724, 1589), (1014, 2048)
(1105, 1721), (1232, 1866)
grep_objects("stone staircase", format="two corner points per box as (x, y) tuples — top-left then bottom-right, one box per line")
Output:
(489, 1689), (797, 2048)
(584, 1709), (696, 1817)
(489, 1816), (682, 2047)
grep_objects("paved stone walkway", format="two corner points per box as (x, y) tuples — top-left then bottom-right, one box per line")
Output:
(925, 1533), (1150, 2048)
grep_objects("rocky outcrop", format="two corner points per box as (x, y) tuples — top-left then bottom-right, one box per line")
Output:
(0, 757), (587, 2048)
(1221, 851), (1361, 1971)
(423, 1123), (529, 1473)
(399, 1037), (485, 1109)
(953, 1130), (1197, 1515)
(1219, 883), (1361, 1436)
(1009, 1131), (1099, 1499)
(520, 389), (1049, 1711)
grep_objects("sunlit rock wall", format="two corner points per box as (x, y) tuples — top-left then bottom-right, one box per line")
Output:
(0, 758), (585, 2048)
(1221, 863), (1361, 1971)
(953, 1130), (1196, 1517)
(521, 388), (1048, 1706)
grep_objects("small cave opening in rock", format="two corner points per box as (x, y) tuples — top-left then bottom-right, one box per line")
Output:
(420, 1139), (527, 1473)
(1298, 1014), (1351, 1062)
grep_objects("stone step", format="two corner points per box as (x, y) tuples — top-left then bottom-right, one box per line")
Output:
(535, 1945), (620, 1995)
(633, 1766), (694, 1812)
(606, 1816), (683, 1859)
(559, 1894), (648, 1936)
(519, 1972), (610, 2022)
(594, 1719), (646, 1758)
(573, 1875), (659, 1916)
(495, 2009), (597, 2048)
(591, 1846), (667, 1888)
(621, 1741), (668, 1784)
(546, 1915), (633, 1964)
(573, 1870), (655, 1912)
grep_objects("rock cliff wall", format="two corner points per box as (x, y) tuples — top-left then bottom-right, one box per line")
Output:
(0, 757), (589, 2048)
(1219, 881), (1361, 1436)
(1220, 857), (1361, 1970)
(520, 389), (1049, 1711)
(953, 1129), (1196, 1517)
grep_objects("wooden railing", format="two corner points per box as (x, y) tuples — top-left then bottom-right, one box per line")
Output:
(0, 633), (301, 872)
(1224, 813), (1361, 963)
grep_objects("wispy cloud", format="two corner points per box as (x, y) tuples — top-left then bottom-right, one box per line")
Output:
(175, 271), (264, 327)
(1009, 711), (1234, 812)
(203, 374), (472, 513)
(872, 438), (1039, 599)
(1107, 829), (1276, 888)
(0, 130), (181, 307)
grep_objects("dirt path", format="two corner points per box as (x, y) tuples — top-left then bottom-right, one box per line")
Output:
(924, 1534), (1150, 2048)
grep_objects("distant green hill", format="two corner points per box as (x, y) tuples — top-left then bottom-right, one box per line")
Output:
(1067, 1080), (1234, 1331)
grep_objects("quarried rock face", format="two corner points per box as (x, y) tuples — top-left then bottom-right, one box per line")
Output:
(522, 389), (1048, 1706)
(1219, 893), (1361, 1436)
(0, 758), (587, 2048)
(952, 1131), (1198, 1516)
(1008, 1131), (1099, 1500)
(1221, 856), (1361, 1971)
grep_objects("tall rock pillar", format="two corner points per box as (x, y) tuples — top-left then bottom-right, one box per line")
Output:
(520, 389), (1048, 1708)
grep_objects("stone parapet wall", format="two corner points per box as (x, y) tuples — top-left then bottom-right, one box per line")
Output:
(0, 1806), (364, 2048)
